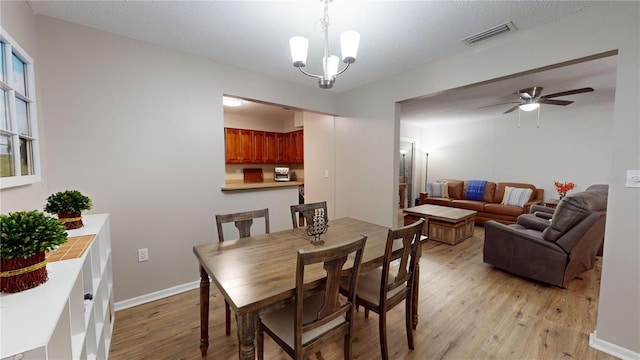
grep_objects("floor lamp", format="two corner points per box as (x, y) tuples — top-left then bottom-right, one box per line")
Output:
(424, 152), (429, 192)
(400, 149), (408, 182)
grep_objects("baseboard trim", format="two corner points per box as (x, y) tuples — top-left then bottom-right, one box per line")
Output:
(590, 331), (640, 360)
(114, 280), (200, 311)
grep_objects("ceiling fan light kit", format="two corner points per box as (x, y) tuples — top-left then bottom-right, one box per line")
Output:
(519, 102), (540, 112)
(289, 0), (360, 89)
(480, 86), (595, 127)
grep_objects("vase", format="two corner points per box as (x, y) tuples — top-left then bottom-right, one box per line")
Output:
(58, 212), (83, 230)
(559, 194), (566, 200)
(0, 252), (48, 293)
(306, 209), (328, 244)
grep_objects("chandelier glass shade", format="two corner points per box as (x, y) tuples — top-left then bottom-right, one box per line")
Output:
(289, 0), (360, 89)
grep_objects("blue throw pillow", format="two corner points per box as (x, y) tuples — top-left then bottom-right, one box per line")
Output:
(465, 180), (487, 201)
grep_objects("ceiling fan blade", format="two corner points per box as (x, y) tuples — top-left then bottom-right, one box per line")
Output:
(542, 87), (594, 99)
(540, 99), (573, 106)
(478, 102), (519, 109)
(503, 105), (520, 114)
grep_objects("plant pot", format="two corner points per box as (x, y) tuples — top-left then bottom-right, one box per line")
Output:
(58, 212), (83, 230)
(0, 252), (48, 293)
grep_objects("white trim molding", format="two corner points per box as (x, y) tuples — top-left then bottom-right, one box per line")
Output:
(114, 280), (199, 312)
(590, 331), (640, 360)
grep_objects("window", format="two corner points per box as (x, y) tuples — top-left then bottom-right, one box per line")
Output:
(0, 27), (40, 188)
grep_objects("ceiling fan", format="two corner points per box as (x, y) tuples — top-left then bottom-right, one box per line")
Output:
(481, 86), (594, 114)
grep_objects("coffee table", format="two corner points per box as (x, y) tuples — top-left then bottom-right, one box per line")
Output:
(403, 204), (477, 245)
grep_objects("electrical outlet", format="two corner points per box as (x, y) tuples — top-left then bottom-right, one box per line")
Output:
(137, 248), (149, 262)
(626, 170), (640, 188)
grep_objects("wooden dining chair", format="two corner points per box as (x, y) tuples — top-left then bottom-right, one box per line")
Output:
(342, 218), (424, 360)
(214, 208), (270, 336)
(256, 235), (367, 360)
(290, 201), (327, 228)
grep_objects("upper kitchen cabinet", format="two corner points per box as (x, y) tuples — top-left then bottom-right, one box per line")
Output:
(264, 131), (277, 163)
(292, 130), (303, 163)
(225, 127), (302, 164)
(225, 128), (252, 163)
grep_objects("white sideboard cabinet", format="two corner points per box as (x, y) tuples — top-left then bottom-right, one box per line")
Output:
(1, 214), (114, 360)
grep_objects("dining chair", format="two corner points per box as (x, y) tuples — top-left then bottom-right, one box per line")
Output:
(342, 218), (424, 360)
(215, 208), (270, 336)
(290, 201), (328, 228)
(256, 235), (367, 360)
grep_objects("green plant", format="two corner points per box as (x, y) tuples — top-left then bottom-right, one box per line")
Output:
(44, 190), (93, 214)
(0, 210), (68, 259)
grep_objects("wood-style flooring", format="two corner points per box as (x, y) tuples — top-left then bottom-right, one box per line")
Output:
(109, 225), (616, 360)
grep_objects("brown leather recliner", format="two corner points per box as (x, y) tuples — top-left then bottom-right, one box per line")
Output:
(483, 186), (607, 287)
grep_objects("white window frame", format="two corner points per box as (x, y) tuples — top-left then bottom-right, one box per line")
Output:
(0, 27), (41, 188)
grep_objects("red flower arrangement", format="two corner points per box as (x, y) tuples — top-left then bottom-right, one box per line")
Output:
(554, 181), (575, 199)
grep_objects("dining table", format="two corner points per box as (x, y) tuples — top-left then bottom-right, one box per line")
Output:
(193, 217), (425, 359)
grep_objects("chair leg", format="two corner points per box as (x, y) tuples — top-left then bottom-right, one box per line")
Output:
(379, 312), (389, 360)
(225, 300), (231, 336)
(405, 298), (415, 350)
(364, 308), (370, 319)
(256, 322), (264, 360)
(344, 333), (352, 360)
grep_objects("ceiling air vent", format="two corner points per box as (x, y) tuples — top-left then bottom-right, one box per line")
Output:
(461, 21), (517, 45)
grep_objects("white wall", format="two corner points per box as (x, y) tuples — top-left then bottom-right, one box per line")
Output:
(0, 9), (340, 302)
(301, 112), (336, 218)
(0, 1), (49, 212)
(336, 2), (639, 356)
(223, 113), (288, 132)
(408, 97), (614, 199)
(1, 1), (637, 356)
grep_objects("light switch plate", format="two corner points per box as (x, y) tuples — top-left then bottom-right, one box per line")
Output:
(625, 170), (640, 188)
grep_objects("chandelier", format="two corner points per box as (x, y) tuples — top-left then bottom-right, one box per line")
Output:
(289, 0), (360, 89)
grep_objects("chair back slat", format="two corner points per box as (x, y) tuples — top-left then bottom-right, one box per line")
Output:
(290, 201), (328, 228)
(381, 219), (423, 301)
(215, 208), (270, 242)
(294, 235), (366, 352)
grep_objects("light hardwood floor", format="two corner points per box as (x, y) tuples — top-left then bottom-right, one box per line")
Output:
(109, 225), (616, 360)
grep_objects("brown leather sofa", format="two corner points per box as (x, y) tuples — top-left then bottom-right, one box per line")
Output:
(420, 180), (544, 225)
(483, 185), (607, 287)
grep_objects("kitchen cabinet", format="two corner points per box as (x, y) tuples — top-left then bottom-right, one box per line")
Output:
(264, 131), (277, 163)
(226, 127), (302, 164)
(292, 130), (304, 163)
(224, 128), (252, 163)
(276, 132), (290, 163)
(252, 131), (266, 163)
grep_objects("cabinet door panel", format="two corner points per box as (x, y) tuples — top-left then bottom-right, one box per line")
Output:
(264, 132), (277, 163)
(225, 128), (254, 163)
(225, 128), (242, 163)
(276, 132), (289, 164)
(252, 131), (266, 163)
(239, 130), (252, 162)
(294, 130), (304, 163)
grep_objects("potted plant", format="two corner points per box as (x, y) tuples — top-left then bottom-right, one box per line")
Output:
(44, 190), (93, 230)
(0, 210), (68, 293)
(554, 181), (576, 200)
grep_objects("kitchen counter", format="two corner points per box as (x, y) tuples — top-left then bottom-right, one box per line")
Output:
(221, 180), (304, 192)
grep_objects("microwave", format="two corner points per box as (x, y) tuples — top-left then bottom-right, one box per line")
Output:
(275, 167), (290, 182)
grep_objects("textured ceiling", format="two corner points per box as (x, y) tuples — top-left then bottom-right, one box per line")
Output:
(27, 0), (600, 94)
(400, 55), (617, 126)
(26, 1), (615, 125)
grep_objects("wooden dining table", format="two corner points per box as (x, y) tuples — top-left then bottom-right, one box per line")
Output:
(193, 217), (424, 359)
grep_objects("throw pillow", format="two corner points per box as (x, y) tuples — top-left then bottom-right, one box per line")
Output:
(501, 186), (533, 207)
(427, 182), (448, 198)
